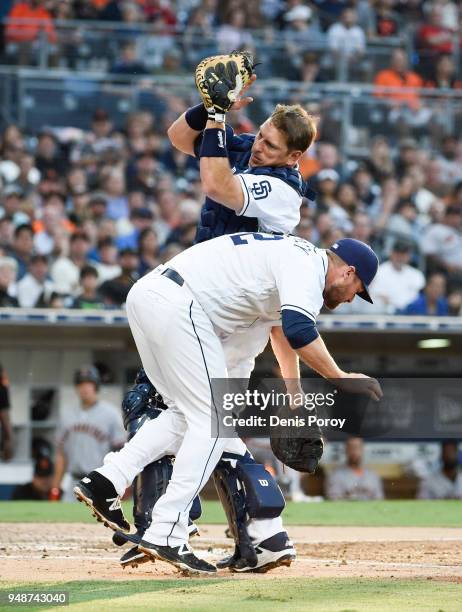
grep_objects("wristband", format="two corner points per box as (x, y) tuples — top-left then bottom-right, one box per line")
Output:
(199, 128), (228, 158)
(185, 103), (209, 131)
(207, 109), (226, 123)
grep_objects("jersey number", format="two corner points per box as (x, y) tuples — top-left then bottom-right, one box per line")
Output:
(231, 233), (284, 246)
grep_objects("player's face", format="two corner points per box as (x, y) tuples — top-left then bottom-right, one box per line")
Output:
(76, 382), (98, 405)
(249, 120), (301, 168)
(346, 437), (363, 466)
(323, 267), (364, 309)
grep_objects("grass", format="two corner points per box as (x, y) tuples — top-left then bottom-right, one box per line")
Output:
(1, 501), (461, 611)
(0, 578), (461, 612)
(0, 499), (462, 527)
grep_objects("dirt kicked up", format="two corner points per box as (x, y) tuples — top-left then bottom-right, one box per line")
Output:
(1, 523), (462, 583)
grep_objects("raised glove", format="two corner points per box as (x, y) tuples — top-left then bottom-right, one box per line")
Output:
(195, 51), (254, 122)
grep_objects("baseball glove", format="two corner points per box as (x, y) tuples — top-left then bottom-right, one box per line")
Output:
(270, 404), (324, 474)
(195, 51), (254, 121)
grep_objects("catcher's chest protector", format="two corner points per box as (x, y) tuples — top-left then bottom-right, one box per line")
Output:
(195, 132), (306, 243)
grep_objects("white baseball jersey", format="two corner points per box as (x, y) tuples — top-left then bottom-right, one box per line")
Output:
(418, 470), (462, 499)
(224, 169), (303, 369)
(236, 172), (302, 234)
(167, 233), (327, 340)
(56, 399), (125, 476)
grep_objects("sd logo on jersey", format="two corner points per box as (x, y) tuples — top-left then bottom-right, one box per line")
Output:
(250, 180), (272, 200)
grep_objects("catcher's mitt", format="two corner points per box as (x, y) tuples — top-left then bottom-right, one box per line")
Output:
(195, 51), (254, 121)
(270, 405), (324, 474)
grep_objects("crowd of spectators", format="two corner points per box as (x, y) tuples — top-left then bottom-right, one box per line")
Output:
(1, 0), (462, 84)
(0, 93), (462, 314)
(0, 1), (461, 314)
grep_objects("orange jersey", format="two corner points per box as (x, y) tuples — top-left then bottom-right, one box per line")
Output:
(373, 69), (423, 110)
(32, 218), (75, 235)
(6, 3), (57, 44)
(299, 153), (321, 180)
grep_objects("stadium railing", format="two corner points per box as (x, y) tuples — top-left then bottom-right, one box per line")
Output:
(2, 308), (461, 331)
(1, 67), (461, 158)
(0, 18), (416, 80)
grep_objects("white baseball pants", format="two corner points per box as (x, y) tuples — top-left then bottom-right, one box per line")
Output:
(98, 269), (282, 547)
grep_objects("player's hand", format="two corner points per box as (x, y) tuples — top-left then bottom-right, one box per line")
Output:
(231, 74), (257, 111)
(283, 378), (305, 411)
(337, 373), (383, 402)
(195, 52), (255, 121)
(48, 487), (62, 501)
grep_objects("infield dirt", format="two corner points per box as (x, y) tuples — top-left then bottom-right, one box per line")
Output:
(1, 523), (462, 583)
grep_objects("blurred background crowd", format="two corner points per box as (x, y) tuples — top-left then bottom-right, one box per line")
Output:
(2, 360), (461, 501)
(0, 0), (462, 316)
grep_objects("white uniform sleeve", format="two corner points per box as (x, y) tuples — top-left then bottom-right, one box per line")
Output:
(236, 173), (301, 234)
(273, 245), (326, 321)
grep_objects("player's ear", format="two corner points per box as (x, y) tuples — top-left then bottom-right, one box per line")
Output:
(287, 149), (303, 165)
(345, 265), (356, 279)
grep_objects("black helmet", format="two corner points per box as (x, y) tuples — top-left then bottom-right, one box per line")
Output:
(73, 365), (101, 389)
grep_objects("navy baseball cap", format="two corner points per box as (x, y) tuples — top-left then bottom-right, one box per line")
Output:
(330, 238), (379, 303)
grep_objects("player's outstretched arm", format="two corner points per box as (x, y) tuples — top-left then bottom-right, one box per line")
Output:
(195, 52), (256, 209)
(296, 335), (345, 379)
(296, 336), (383, 401)
(271, 325), (303, 400)
(270, 326), (300, 378)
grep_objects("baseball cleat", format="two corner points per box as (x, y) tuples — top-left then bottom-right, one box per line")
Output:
(112, 530), (130, 547)
(188, 522), (200, 538)
(113, 530), (141, 546)
(113, 531), (150, 568)
(113, 521), (199, 549)
(115, 523), (201, 568)
(73, 471), (130, 532)
(218, 532), (296, 573)
(216, 549), (239, 570)
(120, 545), (150, 569)
(138, 540), (217, 575)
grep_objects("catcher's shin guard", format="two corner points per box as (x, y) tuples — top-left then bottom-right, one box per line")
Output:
(213, 458), (257, 568)
(132, 456), (173, 534)
(131, 457), (202, 534)
(213, 451), (285, 568)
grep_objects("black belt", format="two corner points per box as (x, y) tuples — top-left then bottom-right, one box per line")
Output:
(161, 268), (184, 287)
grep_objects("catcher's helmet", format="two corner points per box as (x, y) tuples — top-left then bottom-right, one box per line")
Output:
(74, 365), (101, 389)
